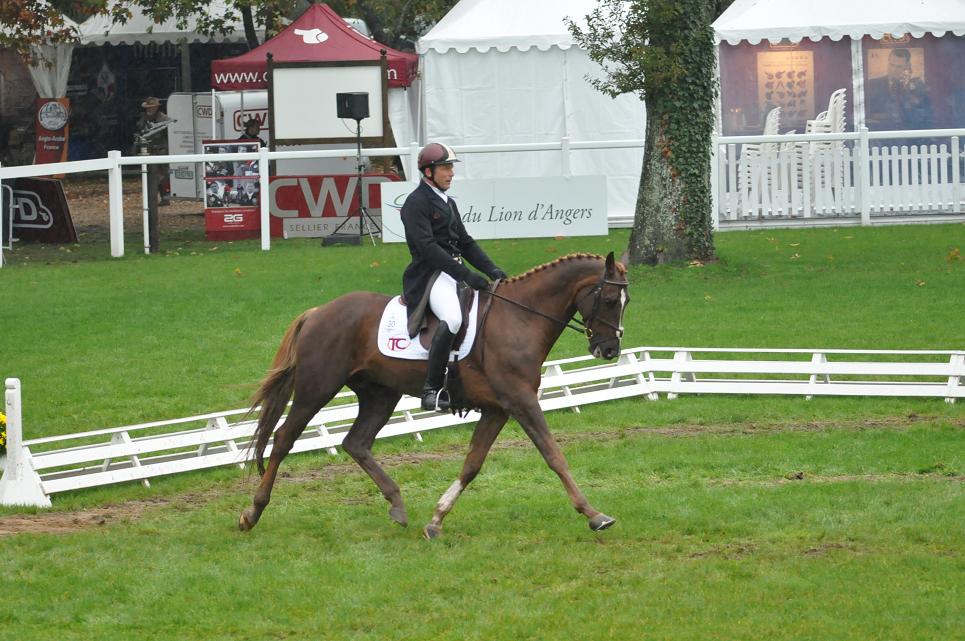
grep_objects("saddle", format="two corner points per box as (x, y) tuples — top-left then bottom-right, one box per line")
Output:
(415, 283), (475, 351)
(377, 288), (481, 362)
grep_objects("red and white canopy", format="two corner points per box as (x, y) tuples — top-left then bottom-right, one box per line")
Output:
(211, 3), (418, 90)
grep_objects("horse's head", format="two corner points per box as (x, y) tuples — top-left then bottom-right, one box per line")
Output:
(575, 252), (629, 360)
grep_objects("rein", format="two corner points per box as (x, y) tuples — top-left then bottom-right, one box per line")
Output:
(483, 273), (628, 339)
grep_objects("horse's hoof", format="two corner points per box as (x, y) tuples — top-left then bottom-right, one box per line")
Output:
(423, 524), (442, 540)
(589, 514), (616, 531)
(238, 507), (258, 532)
(389, 505), (409, 527)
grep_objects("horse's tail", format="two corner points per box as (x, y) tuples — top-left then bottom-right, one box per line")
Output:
(248, 311), (309, 476)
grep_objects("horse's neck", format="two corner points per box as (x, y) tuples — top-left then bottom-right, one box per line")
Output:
(504, 259), (601, 333)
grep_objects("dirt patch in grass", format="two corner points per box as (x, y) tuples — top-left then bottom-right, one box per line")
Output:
(1, 414), (962, 537)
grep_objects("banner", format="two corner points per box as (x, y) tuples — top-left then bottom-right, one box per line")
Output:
(203, 139), (261, 240)
(0, 178), (77, 244)
(35, 98), (71, 170)
(268, 173), (400, 238)
(380, 176), (608, 243)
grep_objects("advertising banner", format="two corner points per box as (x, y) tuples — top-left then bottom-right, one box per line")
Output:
(268, 173), (400, 238)
(203, 140), (261, 240)
(35, 98), (71, 170)
(0, 178), (77, 244)
(379, 176), (608, 243)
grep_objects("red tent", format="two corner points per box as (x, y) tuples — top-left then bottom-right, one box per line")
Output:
(211, 4), (418, 90)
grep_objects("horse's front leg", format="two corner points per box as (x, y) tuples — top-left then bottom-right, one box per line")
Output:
(424, 409), (509, 539)
(510, 396), (615, 532)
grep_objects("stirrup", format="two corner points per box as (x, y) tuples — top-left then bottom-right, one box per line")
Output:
(422, 387), (451, 411)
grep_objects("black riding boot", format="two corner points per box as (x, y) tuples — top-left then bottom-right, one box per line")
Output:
(422, 325), (456, 411)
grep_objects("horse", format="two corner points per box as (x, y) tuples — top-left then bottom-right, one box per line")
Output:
(239, 251), (630, 538)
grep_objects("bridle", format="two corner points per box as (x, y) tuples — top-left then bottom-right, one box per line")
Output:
(484, 269), (629, 342)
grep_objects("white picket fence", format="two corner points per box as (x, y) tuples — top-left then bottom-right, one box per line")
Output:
(1, 346), (961, 507)
(713, 128), (965, 225)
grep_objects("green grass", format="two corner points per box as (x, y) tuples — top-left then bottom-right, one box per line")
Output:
(0, 224), (962, 640)
(0, 417), (962, 640)
(0, 224), (961, 436)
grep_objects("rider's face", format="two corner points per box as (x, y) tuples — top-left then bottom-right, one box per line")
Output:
(430, 163), (455, 190)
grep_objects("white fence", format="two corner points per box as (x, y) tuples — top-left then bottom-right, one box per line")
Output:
(714, 127), (965, 226)
(2, 346), (961, 507)
(5, 128), (965, 266)
(0, 137), (649, 266)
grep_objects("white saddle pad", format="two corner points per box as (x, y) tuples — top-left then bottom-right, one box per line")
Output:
(377, 294), (479, 361)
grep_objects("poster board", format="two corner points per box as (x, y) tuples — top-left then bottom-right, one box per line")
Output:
(268, 59), (388, 146)
(755, 50), (814, 128)
(203, 140), (261, 240)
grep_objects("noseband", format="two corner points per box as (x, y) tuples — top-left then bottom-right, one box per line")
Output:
(574, 272), (630, 343)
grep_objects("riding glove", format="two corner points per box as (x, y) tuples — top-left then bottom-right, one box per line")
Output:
(464, 271), (490, 290)
(490, 268), (508, 281)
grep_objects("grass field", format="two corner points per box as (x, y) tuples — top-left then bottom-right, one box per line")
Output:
(0, 224), (962, 640)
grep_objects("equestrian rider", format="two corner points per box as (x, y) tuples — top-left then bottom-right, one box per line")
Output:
(400, 142), (507, 411)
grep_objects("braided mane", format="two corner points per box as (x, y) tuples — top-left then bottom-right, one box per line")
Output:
(504, 253), (605, 283)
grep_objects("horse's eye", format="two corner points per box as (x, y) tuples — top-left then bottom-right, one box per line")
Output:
(605, 298), (618, 308)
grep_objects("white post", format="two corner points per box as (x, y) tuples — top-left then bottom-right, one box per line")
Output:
(141, 162), (150, 255)
(952, 136), (961, 214)
(858, 127), (871, 225)
(561, 136), (571, 178)
(946, 353), (963, 404)
(408, 142), (420, 182)
(259, 145), (270, 251)
(0, 379), (52, 507)
(108, 150), (125, 258)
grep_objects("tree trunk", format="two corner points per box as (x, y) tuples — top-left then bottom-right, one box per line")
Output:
(240, 5), (259, 49)
(627, 115), (687, 264)
(625, 0), (718, 265)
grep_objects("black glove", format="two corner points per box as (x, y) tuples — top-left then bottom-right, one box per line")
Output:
(490, 268), (508, 281)
(464, 271), (491, 290)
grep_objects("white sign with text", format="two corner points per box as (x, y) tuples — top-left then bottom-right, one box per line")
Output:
(379, 176), (608, 243)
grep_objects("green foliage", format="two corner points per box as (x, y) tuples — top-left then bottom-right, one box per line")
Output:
(1, 0), (457, 60)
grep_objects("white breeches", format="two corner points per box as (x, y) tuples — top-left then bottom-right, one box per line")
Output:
(428, 271), (462, 334)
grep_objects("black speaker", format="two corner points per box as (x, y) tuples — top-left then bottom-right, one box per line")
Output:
(336, 92), (369, 120)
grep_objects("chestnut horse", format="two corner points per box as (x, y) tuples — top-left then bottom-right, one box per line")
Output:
(240, 252), (629, 538)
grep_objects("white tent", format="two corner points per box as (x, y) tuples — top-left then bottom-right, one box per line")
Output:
(714, 0), (965, 45)
(418, 0), (646, 224)
(79, 2), (253, 46)
(713, 0), (965, 133)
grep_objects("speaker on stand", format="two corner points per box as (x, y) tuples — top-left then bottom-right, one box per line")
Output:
(323, 92), (380, 246)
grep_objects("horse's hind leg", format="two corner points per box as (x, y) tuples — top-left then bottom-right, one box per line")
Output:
(424, 409), (509, 539)
(239, 395), (327, 532)
(340, 383), (407, 526)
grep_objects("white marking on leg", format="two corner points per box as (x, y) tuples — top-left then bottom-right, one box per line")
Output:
(437, 479), (463, 513)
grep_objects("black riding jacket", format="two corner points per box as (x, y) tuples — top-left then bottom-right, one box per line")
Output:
(400, 180), (501, 327)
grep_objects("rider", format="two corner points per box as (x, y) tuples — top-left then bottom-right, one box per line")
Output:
(401, 142), (507, 411)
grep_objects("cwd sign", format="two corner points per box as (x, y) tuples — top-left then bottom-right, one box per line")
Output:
(268, 173), (401, 238)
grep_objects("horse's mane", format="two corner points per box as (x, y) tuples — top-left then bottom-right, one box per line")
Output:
(504, 252), (611, 283)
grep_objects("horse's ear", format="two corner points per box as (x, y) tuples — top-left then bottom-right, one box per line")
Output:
(605, 251), (615, 272)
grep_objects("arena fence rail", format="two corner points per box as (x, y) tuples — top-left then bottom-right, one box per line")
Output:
(2, 346), (961, 507)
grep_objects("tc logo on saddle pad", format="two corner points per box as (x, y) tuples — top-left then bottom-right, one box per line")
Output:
(377, 296), (479, 361)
